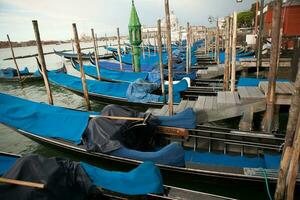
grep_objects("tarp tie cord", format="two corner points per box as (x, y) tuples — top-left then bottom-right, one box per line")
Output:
(260, 167), (273, 200)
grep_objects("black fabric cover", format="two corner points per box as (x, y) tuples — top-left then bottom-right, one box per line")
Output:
(0, 155), (105, 200)
(83, 104), (160, 153)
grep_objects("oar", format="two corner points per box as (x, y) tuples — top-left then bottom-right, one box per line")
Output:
(89, 114), (189, 138)
(0, 177), (45, 189)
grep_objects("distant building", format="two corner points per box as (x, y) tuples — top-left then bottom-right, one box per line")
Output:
(264, 0), (300, 37)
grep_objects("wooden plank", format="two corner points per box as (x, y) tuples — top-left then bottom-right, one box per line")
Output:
(175, 100), (188, 113)
(204, 96), (214, 110)
(217, 91), (226, 104)
(233, 92), (241, 104)
(194, 96), (206, 111)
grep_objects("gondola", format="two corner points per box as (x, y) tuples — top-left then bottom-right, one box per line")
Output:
(0, 66), (66, 83)
(0, 152), (231, 200)
(45, 67), (188, 108)
(70, 58), (150, 83)
(53, 49), (113, 60)
(1, 93), (299, 199)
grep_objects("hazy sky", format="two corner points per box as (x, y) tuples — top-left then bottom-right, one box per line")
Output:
(0, 0), (257, 41)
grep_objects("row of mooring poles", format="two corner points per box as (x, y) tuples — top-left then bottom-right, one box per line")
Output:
(186, 22), (190, 74)
(31, 20), (108, 111)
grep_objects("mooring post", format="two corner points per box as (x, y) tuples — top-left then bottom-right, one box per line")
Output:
(72, 23), (91, 111)
(116, 27), (123, 70)
(164, 0), (173, 116)
(71, 38), (75, 53)
(228, 15), (233, 80)
(205, 28), (208, 55)
(286, 113), (300, 200)
(256, 0), (264, 78)
(157, 19), (166, 104)
(32, 20), (53, 105)
(147, 30), (151, 56)
(7, 34), (21, 81)
(186, 22), (190, 73)
(230, 12), (237, 93)
(263, 0), (282, 133)
(91, 29), (101, 80)
(216, 17), (220, 65)
(223, 17), (230, 91)
(189, 27), (192, 70)
(275, 64), (300, 198)
(254, 0), (259, 34)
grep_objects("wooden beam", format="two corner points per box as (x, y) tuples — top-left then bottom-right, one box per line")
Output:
(32, 20), (53, 105)
(91, 29), (101, 80)
(72, 23), (91, 111)
(164, 0), (174, 116)
(156, 126), (188, 138)
(216, 18), (220, 65)
(7, 34), (21, 81)
(0, 177), (44, 189)
(263, 0), (282, 133)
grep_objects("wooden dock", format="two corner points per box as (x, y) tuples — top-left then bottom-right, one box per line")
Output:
(147, 88), (266, 126)
(259, 81), (294, 105)
(195, 64), (242, 79)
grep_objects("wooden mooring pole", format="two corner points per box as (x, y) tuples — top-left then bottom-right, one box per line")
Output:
(157, 19), (166, 104)
(7, 34), (21, 81)
(275, 48), (300, 199)
(164, 0), (173, 116)
(116, 27), (123, 70)
(216, 18), (220, 65)
(91, 29), (101, 80)
(256, 0), (264, 78)
(186, 22), (190, 73)
(230, 12), (237, 93)
(263, 0), (282, 133)
(223, 17), (230, 91)
(72, 23), (91, 111)
(32, 20), (53, 105)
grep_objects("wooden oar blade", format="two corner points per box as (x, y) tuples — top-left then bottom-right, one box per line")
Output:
(156, 126), (189, 138)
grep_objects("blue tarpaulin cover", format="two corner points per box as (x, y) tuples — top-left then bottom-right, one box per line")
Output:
(158, 108), (196, 129)
(81, 161), (164, 195)
(0, 92), (90, 144)
(126, 78), (188, 103)
(110, 143), (185, 167)
(0, 67), (30, 78)
(48, 72), (129, 99)
(0, 155), (18, 175)
(73, 61), (149, 83)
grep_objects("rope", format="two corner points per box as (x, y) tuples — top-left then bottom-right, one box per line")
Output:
(260, 168), (273, 200)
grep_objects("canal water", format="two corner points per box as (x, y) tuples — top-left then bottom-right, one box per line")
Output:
(0, 43), (276, 200)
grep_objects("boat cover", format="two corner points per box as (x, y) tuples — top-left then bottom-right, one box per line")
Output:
(0, 154), (101, 200)
(157, 108), (196, 129)
(0, 92), (90, 144)
(127, 78), (188, 103)
(81, 161), (164, 195)
(0, 155), (18, 175)
(0, 67), (30, 78)
(92, 60), (134, 71)
(185, 151), (282, 169)
(110, 143), (185, 167)
(0, 154), (164, 197)
(72, 60), (149, 83)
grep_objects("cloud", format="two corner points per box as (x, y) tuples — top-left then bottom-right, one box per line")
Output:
(0, 0), (256, 41)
